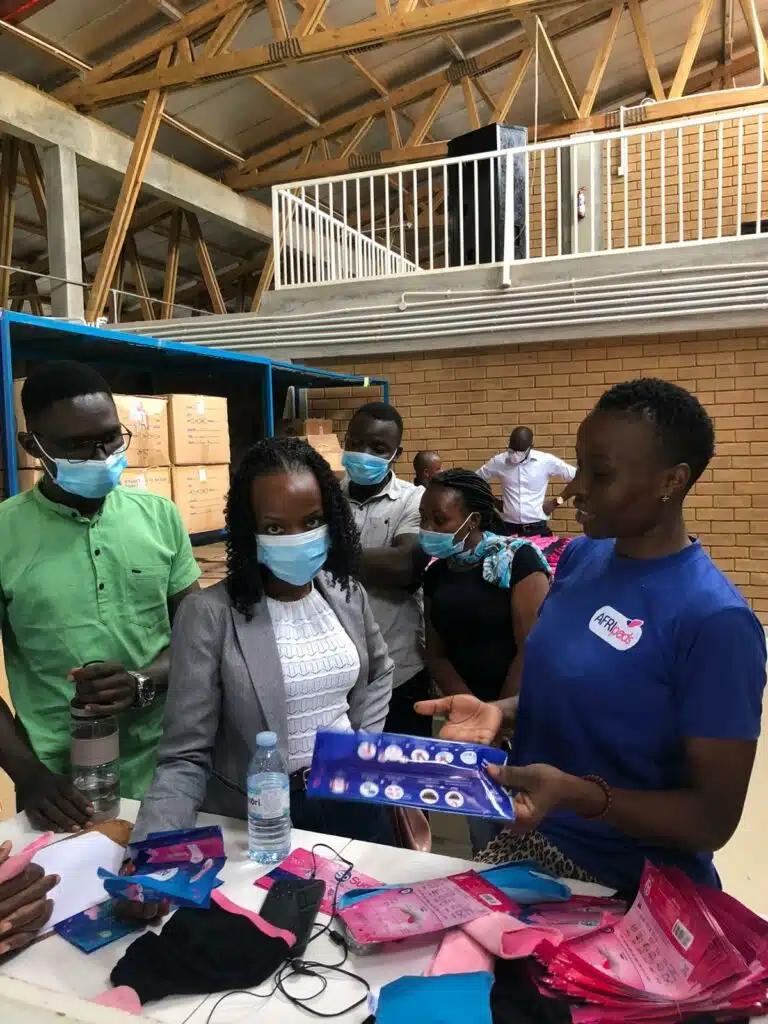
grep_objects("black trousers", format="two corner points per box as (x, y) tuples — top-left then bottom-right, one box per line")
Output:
(502, 520), (552, 538)
(290, 789), (395, 845)
(384, 667), (433, 738)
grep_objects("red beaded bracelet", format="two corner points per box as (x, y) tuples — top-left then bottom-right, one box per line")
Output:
(582, 774), (612, 820)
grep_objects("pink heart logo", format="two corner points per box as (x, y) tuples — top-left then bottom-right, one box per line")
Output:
(627, 619), (644, 628)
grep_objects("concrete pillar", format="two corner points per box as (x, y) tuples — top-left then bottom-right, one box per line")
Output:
(43, 145), (84, 320)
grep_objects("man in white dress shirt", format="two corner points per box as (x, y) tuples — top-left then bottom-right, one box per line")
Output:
(477, 426), (576, 537)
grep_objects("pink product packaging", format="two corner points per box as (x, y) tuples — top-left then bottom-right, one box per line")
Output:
(535, 860), (768, 1024)
(339, 871), (518, 945)
(254, 848), (381, 917)
(0, 833), (54, 885)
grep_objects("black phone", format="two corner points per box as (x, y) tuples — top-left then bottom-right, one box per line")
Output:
(259, 878), (327, 958)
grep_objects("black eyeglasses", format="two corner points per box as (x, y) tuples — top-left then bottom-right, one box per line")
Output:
(36, 426), (133, 464)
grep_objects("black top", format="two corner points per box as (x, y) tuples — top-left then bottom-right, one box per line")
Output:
(423, 544), (548, 702)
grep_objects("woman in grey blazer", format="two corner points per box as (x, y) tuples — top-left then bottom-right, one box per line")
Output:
(133, 438), (394, 846)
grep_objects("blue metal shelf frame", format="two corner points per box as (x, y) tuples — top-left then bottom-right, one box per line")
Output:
(0, 312), (388, 543)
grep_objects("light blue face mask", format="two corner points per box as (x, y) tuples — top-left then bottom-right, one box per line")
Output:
(419, 514), (473, 560)
(37, 441), (127, 500)
(256, 525), (330, 587)
(342, 450), (394, 487)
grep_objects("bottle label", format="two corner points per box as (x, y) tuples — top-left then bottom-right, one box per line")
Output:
(248, 779), (289, 819)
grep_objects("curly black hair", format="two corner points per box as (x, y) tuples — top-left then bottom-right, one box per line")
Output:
(428, 468), (506, 533)
(595, 377), (715, 488)
(225, 437), (361, 619)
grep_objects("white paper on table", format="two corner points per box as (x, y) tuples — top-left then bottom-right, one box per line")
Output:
(32, 831), (124, 932)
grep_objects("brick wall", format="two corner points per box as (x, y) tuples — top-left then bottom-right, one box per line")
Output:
(308, 330), (768, 620)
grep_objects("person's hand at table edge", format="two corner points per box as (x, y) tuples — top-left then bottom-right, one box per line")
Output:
(17, 764), (94, 833)
(487, 764), (610, 834)
(415, 693), (507, 745)
(69, 661), (138, 716)
(0, 841), (58, 957)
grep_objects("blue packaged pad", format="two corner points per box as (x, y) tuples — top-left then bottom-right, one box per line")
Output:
(307, 730), (515, 821)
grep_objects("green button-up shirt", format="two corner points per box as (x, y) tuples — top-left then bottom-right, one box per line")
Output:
(0, 485), (200, 799)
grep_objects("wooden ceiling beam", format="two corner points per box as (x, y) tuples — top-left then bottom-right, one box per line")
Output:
(266, 0), (291, 39)
(252, 73), (320, 125)
(124, 235), (158, 320)
(294, 0), (330, 36)
(519, 13), (579, 119)
(18, 142), (47, 231)
(578, 2), (624, 117)
(461, 78), (482, 129)
(73, 0), (568, 109)
(537, 82), (768, 138)
(406, 84), (451, 146)
(385, 106), (403, 149)
(229, 0), (620, 184)
(55, 0), (252, 102)
(0, 18), (243, 163)
(627, 0), (664, 100)
(669, 0), (717, 98)
(162, 207), (183, 318)
(203, 0), (254, 56)
(340, 118), (376, 157)
(737, 0), (768, 77)
(254, 141), (447, 187)
(85, 46), (173, 322)
(185, 211), (228, 314)
(0, 137), (19, 308)
(490, 46), (532, 122)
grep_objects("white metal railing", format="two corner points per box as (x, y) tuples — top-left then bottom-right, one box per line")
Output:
(271, 103), (768, 290)
(274, 187), (420, 288)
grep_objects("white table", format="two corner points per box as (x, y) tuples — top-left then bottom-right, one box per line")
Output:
(0, 801), (488, 1023)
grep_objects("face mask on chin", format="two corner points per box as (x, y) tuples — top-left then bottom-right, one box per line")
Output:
(37, 440), (127, 500)
(342, 450), (394, 486)
(256, 525), (330, 587)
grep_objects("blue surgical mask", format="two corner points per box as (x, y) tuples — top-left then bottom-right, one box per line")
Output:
(342, 450), (393, 486)
(419, 515), (473, 560)
(38, 441), (127, 499)
(257, 525), (330, 586)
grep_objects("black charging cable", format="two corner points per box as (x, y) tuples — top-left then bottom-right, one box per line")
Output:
(204, 843), (372, 1023)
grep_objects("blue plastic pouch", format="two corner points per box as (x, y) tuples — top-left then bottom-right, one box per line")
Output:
(54, 899), (144, 952)
(308, 730), (515, 821)
(477, 863), (571, 904)
(376, 972), (494, 1024)
(98, 857), (225, 909)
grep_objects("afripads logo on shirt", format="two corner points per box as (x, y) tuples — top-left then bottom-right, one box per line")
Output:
(589, 605), (644, 651)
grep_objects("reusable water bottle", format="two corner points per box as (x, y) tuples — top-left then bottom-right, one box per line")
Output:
(247, 731), (291, 864)
(70, 699), (120, 822)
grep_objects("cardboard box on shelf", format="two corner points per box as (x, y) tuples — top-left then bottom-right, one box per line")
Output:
(121, 467), (173, 501)
(195, 540), (228, 589)
(303, 433), (344, 476)
(172, 465), (229, 534)
(113, 395), (170, 469)
(278, 419), (334, 438)
(167, 395), (230, 466)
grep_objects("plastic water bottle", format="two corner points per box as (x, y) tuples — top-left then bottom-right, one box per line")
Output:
(248, 731), (291, 864)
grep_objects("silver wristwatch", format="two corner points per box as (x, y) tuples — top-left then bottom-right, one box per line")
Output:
(129, 671), (156, 709)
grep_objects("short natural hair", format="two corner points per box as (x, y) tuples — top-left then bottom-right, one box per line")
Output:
(21, 361), (112, 421)
(349, 401), (404, 440)
(595, 377), (715, 487)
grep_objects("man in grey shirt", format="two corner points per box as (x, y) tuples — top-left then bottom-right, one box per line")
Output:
(342, 402), (431, 737)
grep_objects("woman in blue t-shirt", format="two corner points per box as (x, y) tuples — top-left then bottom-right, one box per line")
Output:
(418, 378), (766, 893)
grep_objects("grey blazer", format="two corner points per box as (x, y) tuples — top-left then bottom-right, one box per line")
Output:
(132, 574), (394, 841)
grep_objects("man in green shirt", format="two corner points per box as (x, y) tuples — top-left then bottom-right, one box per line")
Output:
(0, 361), (200, 831)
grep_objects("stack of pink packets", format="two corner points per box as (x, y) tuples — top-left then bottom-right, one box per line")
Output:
(532, 861), (768, 1023)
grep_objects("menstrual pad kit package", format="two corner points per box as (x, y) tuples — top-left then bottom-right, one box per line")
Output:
(308, 730), (515, 821)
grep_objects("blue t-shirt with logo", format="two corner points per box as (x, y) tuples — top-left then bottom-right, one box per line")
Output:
(513, 536), (766, 891)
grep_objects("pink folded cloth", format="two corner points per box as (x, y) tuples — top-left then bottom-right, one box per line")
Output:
(212, 890), (297, 947)
(92, 987), (142, 1014)
(427, 913), (565, 977)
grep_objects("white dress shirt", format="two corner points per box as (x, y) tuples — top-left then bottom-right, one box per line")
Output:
(477, 449), (576, 525)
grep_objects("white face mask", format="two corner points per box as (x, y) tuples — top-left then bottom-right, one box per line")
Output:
(507, 449), (530, 465)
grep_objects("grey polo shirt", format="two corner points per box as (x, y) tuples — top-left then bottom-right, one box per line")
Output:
(343, 473), (425, 688)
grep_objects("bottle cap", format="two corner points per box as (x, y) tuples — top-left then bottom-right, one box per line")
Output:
(256, 731), (278, 748)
